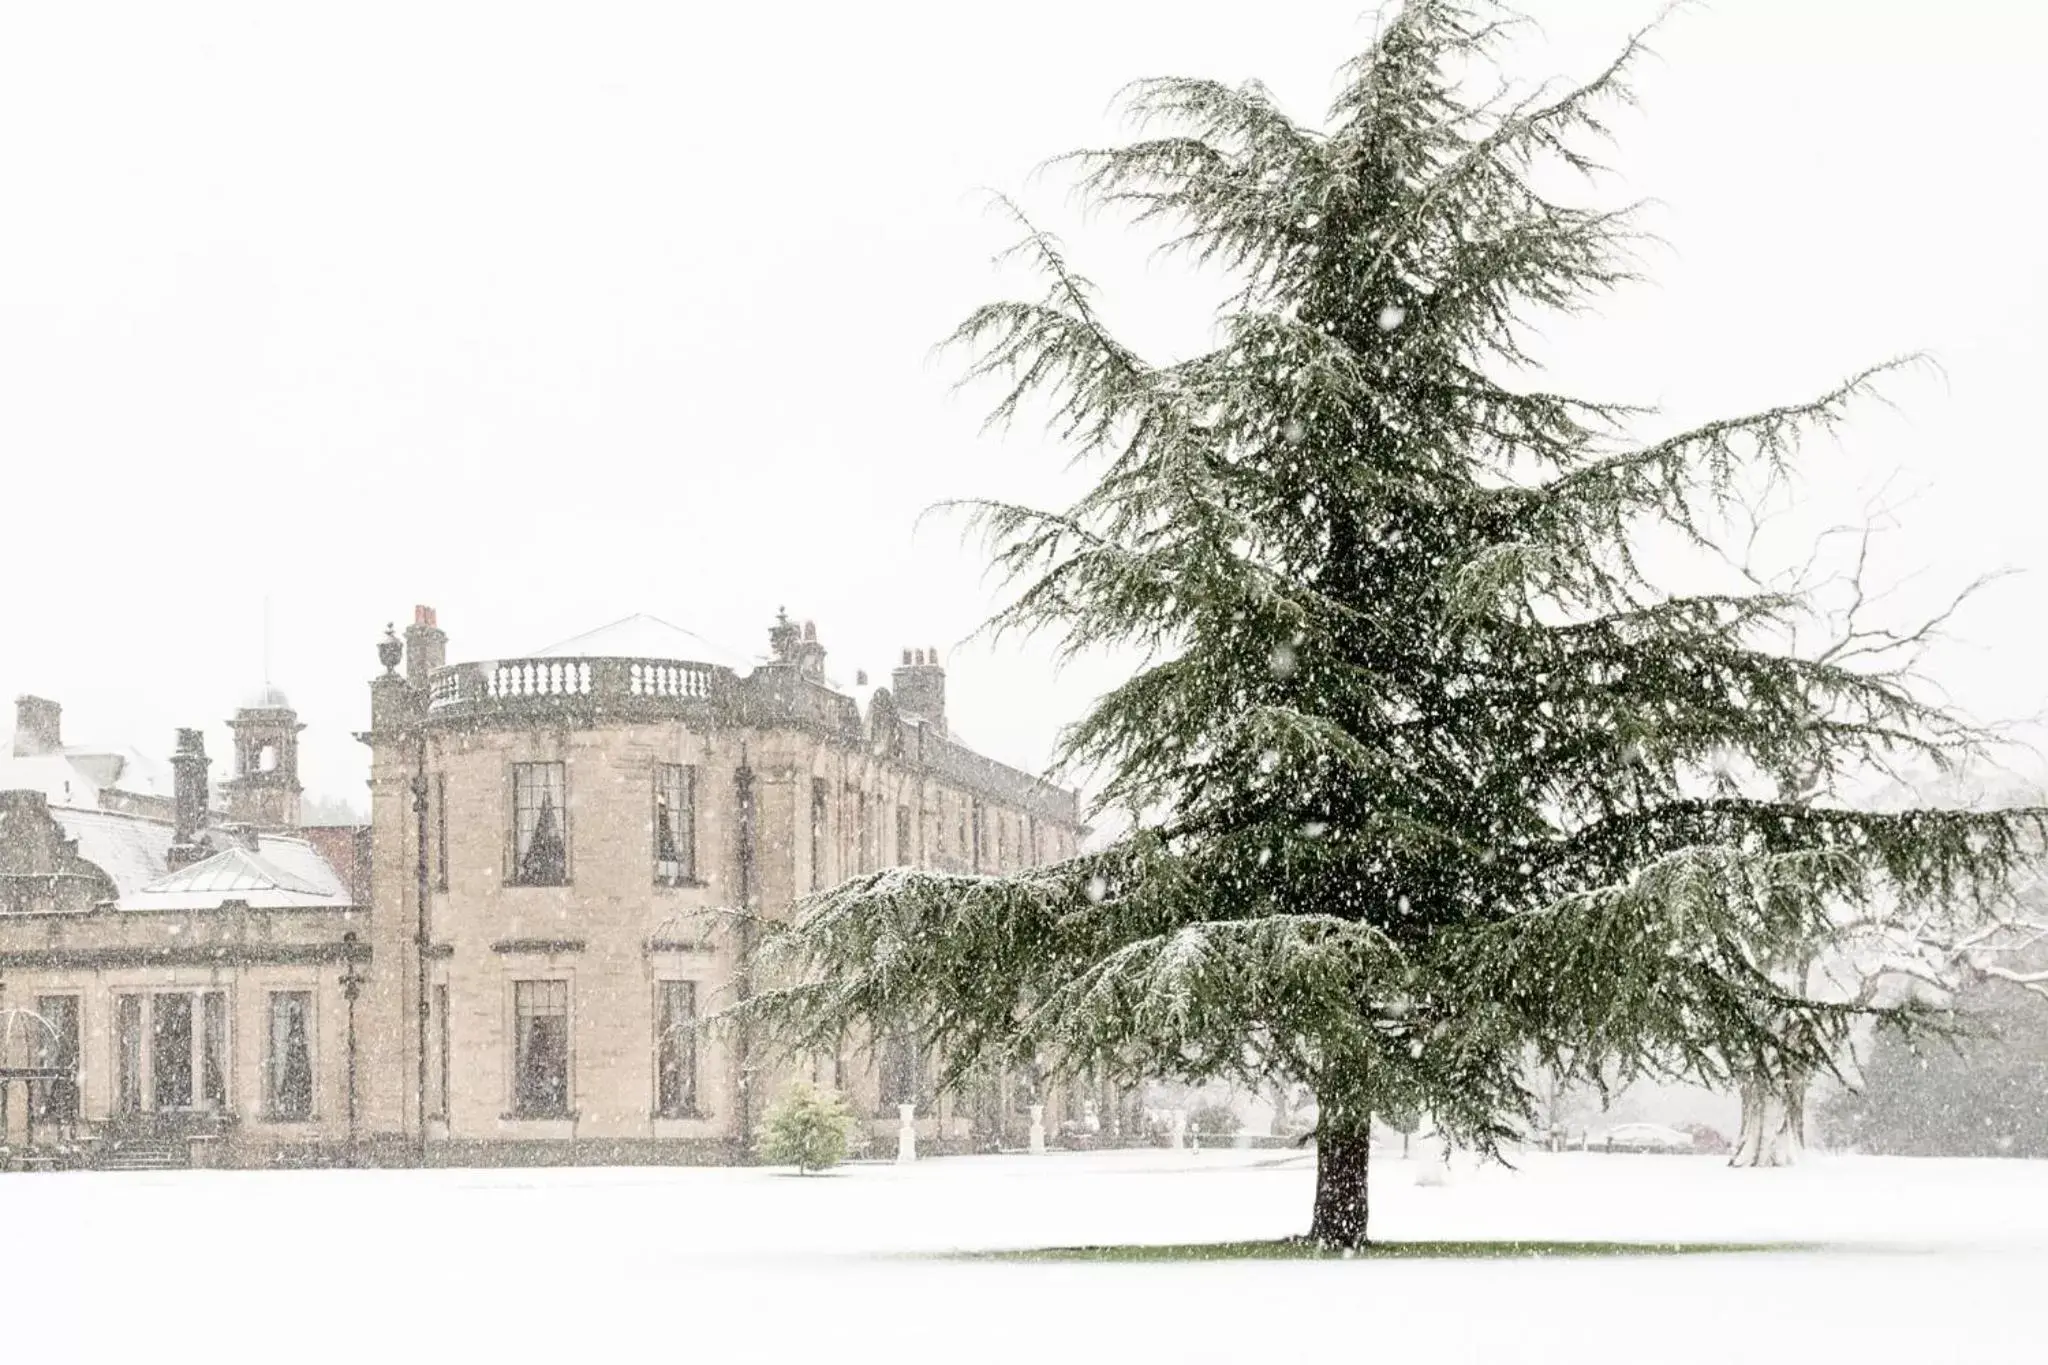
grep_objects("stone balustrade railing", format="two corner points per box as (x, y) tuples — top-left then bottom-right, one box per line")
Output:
(428, 658), (730, 713)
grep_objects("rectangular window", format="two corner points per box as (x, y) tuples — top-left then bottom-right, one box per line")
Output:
(895, 805), (911, 868)
(513, 980), (570, 1117)
(202, 990), (228, 1108)
(33, 995), (80, 1122)
(970, 800), (985, 874)
(435, 773), (449, 891)
(654, 764), (697, 885)
(655, 981), (697, 1118)
(810, 777), (829, 892)
(116, 994), (143, 1115)
(152, 993), (193, 1110)
(268, 991), (315, 1120)
(997, 816), (1008, 873)
(1027, 815), (1039, 867)
(435, 984), (451, 1120)
(510, 762), (569, 886)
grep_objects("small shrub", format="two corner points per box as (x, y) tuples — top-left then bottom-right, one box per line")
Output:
(1679, 1122), (1730, 1155)
(759, 1084), (856, 1174)
(1188, 1101), (1242, 1140)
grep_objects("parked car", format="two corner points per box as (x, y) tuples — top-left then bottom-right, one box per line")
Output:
(1601, 1122), (1696, 1153)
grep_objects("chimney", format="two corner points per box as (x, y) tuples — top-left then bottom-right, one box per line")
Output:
(404, 604), (447, 691)
(168, 728), (210, 868)
(892, 647), (947, 737)
(12, 696), (61, 758)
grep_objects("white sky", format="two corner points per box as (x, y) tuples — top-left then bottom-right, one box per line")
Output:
(2, 0), (2043, 811)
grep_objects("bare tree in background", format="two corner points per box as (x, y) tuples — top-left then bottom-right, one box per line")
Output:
(1721, 495), (2046, 1166)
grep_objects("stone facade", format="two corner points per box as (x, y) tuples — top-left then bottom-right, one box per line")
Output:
(356, 607), (1103, 1165)
(1, 606), (1124, 1171)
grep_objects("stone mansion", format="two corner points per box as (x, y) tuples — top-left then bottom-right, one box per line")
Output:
(0, 608), (1102, 1168)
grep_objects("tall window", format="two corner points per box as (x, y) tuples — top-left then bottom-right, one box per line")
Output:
(970, 800), (985, 873)
(895, 805), (911, 867)
(435, 773), (449, 891)
(203, 992), (228, 1107)
(1027, 815), (1039, 868)
(655, 981), (697, 1118)
(810, 778), (829, 891)
(268, 992), (315, 1120)
(33, 995), (80, 1122)
(152, 993), (193, 1109)
(654, 764), (697, 885)
(511, 762), (568, 886)
(117, 994), (143, 1115)
(513, 980), (570, 1117)
(996, 816), (1009, 873)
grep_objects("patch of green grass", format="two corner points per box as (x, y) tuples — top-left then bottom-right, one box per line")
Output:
(945, 1238), (1823, 1263)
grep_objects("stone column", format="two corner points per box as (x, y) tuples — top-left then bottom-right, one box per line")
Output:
(1028, 1104), (1046, 1154)
(896, 1104), (917, 1163)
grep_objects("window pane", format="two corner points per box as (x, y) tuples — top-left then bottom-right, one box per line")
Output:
(655, 764), (696, 883)
(514, 980), (570, 1117)
(153, 994), (194, 1110)
(33, 996), (80, 1121)
(810, 778), (828, 891)
(512, 763), (568, 885)
(656, 981), (696, 1117)
(117, 995), (143, 1115)
(270, 992), (314, 1120)
(202, 992), (228, 1108)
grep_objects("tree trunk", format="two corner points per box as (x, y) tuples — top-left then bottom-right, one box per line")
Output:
(1729, 1075), (1808, 1168)
(1309, 1125), (1372, 1248)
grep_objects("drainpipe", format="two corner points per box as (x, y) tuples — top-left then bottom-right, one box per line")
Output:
(340, 932), (365, 1165)
(733, 744), (757, 1157)
(412, 732), (431, 1167)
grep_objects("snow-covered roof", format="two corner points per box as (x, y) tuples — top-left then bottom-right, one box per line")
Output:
(530, 614), (750, 672)
(240, 683), (293, 711)
(0, 738), (188, 805)
(48, 807), (175, 896)
(119, 838), (349, 911)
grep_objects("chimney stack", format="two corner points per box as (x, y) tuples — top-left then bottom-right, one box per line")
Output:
(168, 728), (210, 868)
(891, 647), (947, 737)
(404, 604), (447, 691)
(12, 696), (61, 758)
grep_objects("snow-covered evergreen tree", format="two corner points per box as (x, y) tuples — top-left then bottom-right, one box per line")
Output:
(744, 1), (2044, 1246)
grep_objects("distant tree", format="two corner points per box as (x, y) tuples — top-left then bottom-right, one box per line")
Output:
(744, 0), (2045, 1248)
(758, 1083), (857, 1174)
(1821, 975), (2048, 1158)
(300, 794), (367, 826)
(1188, 1101), (1242, 1140)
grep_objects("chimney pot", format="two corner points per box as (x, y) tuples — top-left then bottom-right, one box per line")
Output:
(414, 604), (438, 628)
(902, 649), (913, 666)
(404, 605), (449, 689)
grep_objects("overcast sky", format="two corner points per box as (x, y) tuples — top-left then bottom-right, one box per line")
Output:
(2, 0), (2042, 812)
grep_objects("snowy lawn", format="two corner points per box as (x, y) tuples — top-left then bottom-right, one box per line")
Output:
(10, 1148), (2045, 1362)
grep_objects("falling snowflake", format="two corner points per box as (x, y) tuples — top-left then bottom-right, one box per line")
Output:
(1085, 875), (1108, 903)
(1269, 643), (1299, 678)
(1378, 305), (1406, 331)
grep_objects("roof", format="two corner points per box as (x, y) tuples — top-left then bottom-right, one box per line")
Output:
(35, 805), (353, 910)
(48, 807), (175, 896)
(0, 742), (186, 807)
(530, 614), (750, 671)
(240, 683), (293, 711)
(118, 838), (350, 912)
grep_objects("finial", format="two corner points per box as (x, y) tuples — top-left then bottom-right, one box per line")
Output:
(378, 623), (403, 676)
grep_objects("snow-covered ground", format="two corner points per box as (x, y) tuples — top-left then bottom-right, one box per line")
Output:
(11, 1148), (2044, 1362)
